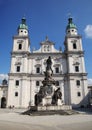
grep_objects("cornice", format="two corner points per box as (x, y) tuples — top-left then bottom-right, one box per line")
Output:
(64, 73), (87, 77)
(11, 51), (30, 56)
(28, 52), (65, 58)
(8, 73), (29, 77)
(13, 35), (30, 39)
(64, 51), (84, 56)
(8, 73), (65, 78)
(65, 35), (82, 39)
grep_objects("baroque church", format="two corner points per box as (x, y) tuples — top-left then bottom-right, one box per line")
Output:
(7, 17), (89, 108)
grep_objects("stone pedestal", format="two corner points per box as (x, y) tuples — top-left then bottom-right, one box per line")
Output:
(42, 96), (52, 106)
(37, 105), (72, 111)
(57, 99), (63, 105)
(35, 56), (64, 109)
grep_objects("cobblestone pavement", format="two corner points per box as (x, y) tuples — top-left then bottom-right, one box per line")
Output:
(0, 108), (92, 130)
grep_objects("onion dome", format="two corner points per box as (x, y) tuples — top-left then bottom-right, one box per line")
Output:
(66, 17), (77, 30)
(18, 17), (28, 30)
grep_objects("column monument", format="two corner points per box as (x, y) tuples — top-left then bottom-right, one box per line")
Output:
(35, 56), (63, 110)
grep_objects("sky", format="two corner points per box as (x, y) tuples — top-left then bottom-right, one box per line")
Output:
(0, 0), (92, 84)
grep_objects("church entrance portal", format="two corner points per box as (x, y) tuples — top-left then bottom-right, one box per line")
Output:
(1, 97), (6, 108)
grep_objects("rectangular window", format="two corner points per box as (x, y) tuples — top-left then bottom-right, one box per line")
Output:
(15, 92), (18, 97)
(18, 44), (22, 50)
(77, 92), (81, 97)
(75, 66), (79, 72)
(55, 67), (59, 73)
(76, 80), (80, 86)
(36, 67), (40, 73)
(73, 43), (77, 49)
(16, 80), (19, 86)
(16, 66), (20, 72)
(36, 81), (39, 86)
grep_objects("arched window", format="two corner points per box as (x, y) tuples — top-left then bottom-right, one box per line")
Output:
(18, 44), (22, 50)
(1, 97), (6, 108)
(73, 43), (77, 49)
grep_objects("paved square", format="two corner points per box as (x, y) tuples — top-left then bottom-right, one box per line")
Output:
(0, 109), (92, 130)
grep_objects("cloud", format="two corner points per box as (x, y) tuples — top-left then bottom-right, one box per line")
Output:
(88, 78), (92, 85)
(0, 74), (8, 84)
(84, 25), (92, 38)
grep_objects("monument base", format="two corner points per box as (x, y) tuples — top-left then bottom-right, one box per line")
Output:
(22, 105), (79, 116)
(37, 105), (72, 111)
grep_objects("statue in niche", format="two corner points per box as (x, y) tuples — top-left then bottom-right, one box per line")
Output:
(52, 87), (62, 105)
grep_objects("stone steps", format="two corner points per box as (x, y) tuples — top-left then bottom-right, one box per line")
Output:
(22, 109), (79, 116)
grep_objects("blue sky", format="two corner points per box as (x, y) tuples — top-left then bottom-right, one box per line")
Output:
(0, 0), (92, 84)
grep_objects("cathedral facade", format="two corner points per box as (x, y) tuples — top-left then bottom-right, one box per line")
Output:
(7, 17), (88, 108)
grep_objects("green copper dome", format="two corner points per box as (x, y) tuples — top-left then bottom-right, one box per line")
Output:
(18, 17), (28, 30)
(66, 17), (77, 30)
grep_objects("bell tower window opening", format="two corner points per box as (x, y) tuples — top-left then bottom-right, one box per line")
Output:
(18, 44), (22, 50)
(15, 92), (18, 97)
(73, 43), (77, 49)
(76, 80), (80, 86)
(16, 80), (19, 86)
(16, 66), (20, 72)
(75, 66), (79, 72)
(77, 92), (81, 97)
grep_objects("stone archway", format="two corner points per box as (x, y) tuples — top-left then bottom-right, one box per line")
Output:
(1, 97), (6, 108)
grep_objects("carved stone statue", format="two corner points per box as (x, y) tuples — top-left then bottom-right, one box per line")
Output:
(52, 87), (62, 105)
(46, 56), (52, 70)
(44, 56), (53, 80)
(35, 86), (46, 106)
(35, 56), (62, 106)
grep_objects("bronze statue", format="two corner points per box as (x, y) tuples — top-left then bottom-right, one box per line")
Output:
(35, 56), (62, 106)
(44, 56), (53, 80)
(52, 87), (62, 105)
(35, 86), (46, 106)
(46, 56), (52, 70)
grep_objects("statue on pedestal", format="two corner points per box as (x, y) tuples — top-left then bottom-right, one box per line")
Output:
(35, 56), (62, 106)
(44, 56), (53, 81)
(46, 56), (52, 70)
